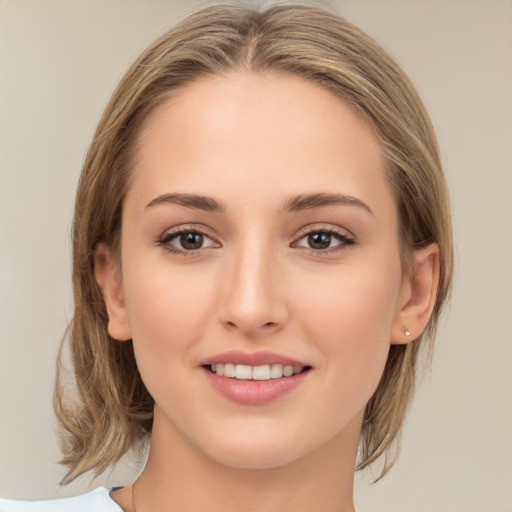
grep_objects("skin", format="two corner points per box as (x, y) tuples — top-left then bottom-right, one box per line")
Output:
(97, 72), (439, 512)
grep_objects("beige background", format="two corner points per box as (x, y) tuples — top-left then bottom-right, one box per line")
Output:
(1, 0), (511, 510)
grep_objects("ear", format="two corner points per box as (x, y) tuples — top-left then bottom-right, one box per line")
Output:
(94, 243), (132, 341)
(391, 243), (440, 345)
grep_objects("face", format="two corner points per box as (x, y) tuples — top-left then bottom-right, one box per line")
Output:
(107, 72), (412, 469)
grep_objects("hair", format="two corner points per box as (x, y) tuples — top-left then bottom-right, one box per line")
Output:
(54, 2), (453, 484)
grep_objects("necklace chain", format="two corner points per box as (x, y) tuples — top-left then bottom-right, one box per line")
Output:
(131, 481), (137, 512)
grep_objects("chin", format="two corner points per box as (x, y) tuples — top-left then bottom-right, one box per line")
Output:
(197, 427), (315, 471)
(209, 445), (300, 471)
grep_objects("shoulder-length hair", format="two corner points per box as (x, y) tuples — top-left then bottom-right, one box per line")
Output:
(55, 3), (453, 483)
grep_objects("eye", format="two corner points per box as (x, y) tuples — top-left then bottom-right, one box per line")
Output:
(158, 229), (217, 253)
(295, 229), (354, 251)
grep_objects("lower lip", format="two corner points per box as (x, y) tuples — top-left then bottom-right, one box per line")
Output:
(202, 367), (310, 405)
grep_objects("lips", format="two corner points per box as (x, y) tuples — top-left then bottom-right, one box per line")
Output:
(200, 350), (312, 405)
(201, 350), (308, 367)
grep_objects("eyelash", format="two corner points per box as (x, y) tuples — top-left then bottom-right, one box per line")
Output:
(156, 228), (217, 256)
(293, 228), (355, 253)
(156, 227), (355, 255)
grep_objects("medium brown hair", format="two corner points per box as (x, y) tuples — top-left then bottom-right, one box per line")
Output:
(55, 2), (453, 483)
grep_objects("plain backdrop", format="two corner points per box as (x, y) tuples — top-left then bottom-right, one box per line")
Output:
(0, 1), (511, 511)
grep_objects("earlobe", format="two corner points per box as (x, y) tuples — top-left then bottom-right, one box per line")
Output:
(391, 243), (440, 345)
(94, 244), (132, 341)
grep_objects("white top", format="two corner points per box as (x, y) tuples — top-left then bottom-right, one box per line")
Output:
(0, 488), (121, 512)
(1, 487), (361, 511)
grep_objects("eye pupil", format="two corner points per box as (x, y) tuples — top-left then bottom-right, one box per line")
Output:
(180, 232), (203, 250)
(308, 232), (331, 249)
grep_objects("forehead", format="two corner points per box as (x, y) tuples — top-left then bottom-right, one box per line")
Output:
(128, 71), (393, 219)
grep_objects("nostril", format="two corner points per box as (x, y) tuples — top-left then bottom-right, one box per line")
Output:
(220, 314), (285, 335)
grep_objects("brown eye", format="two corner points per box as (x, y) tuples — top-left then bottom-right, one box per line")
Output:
(179, 232), (204, 250)
(295, 229), (354, 251)
(159, 230), (216, 253)
(307, 232), (332, 249)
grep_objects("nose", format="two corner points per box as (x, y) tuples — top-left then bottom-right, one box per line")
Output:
(218, 243), (289, 339)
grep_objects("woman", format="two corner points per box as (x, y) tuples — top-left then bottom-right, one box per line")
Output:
(1, 3), (452, 511)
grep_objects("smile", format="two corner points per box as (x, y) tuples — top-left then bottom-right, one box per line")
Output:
(207, 363), (308, 380)
(201, 351), (312, 405)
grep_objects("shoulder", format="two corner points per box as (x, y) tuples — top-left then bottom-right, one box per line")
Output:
(0, 488), (123, 512)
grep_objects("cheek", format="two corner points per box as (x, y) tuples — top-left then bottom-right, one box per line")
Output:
(120, 258), (217, 390)
(297, 255), (402, 401)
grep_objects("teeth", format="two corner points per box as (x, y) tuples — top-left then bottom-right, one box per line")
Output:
(282, 365), (294, 377)
(252, 365), (270, 380)
(224, 363), (236, 377)
(270, 364), (283, 379)
(235, 364), (252, 380)
(211, 363), (305, 380)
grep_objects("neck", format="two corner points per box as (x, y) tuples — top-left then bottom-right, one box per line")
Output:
(119, 408), (361, 512)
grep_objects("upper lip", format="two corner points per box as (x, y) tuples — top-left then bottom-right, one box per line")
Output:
(200, 350), (309, 367)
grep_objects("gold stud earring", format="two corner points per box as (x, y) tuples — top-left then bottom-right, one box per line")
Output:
(401, 326), (411, 337)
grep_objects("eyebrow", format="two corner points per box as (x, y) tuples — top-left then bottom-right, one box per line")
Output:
(145, 193), (226, 213)
(145, 191), (373, 216)
(282, 193), (374, 216)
